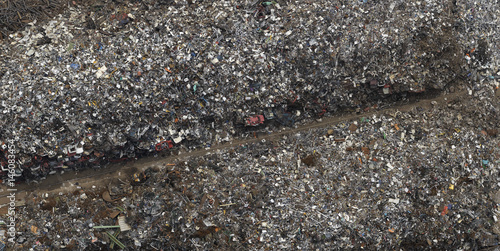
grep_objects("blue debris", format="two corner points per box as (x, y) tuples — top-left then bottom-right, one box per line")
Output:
(70, 64), (80, 70)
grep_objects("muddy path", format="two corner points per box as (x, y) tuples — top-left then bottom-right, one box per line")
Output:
(0, 89), (468, 205)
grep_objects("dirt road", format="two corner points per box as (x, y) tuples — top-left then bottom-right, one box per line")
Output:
(0, 89), (468, 209)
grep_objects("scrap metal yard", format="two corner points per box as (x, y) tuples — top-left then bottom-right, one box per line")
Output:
(0, 0), (499, 249)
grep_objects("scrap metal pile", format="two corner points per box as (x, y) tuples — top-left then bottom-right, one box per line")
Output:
(0, 0), (500, 249)
(7, 82), (500, 250)
(1, 0), (498, 180)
